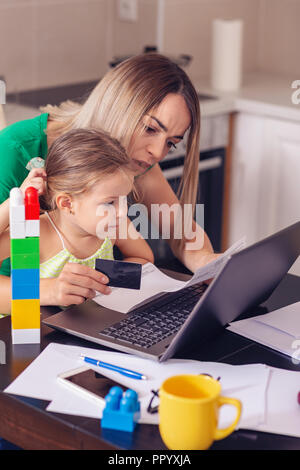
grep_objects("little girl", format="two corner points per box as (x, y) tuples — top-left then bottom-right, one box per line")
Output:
(0, 128), (154, 309)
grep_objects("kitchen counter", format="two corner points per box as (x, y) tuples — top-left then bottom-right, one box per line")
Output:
(195, 73), (300, 123)
(2, 73), (300, 129)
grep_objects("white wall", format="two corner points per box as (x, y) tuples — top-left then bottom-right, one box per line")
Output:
(0, 0), (298, 93)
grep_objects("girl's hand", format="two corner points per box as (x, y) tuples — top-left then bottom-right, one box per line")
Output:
(20, 168), (47, 197)
(41, 263), (111, 307)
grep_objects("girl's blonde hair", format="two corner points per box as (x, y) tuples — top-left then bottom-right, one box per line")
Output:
(42, 128), (132, 211)
(42, 54), (201, 248)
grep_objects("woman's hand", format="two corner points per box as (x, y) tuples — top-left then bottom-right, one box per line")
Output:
(194, 251), (222, 269)
(20, 168), (47, 197)
(40, 263), (111, 307)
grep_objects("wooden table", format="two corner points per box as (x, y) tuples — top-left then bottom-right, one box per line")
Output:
(1, 273), (300, 450)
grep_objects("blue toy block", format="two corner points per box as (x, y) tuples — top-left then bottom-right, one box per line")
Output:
(11, 268), (39, 285)
(101, 386), (140, 433)
(12, 283), (39, 300)
(11, 268), (39, 299)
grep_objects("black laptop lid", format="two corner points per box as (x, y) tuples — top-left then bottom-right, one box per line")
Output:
(160, 221), (300, 361)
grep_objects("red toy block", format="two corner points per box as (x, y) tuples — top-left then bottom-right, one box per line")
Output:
(25, 187), (40, 220)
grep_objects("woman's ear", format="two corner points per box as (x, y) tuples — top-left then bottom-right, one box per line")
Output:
(56, 193), (74, 214)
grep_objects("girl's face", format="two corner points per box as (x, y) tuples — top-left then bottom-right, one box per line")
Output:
(128, 93), (191, 175)
(71, 170), (133, 239)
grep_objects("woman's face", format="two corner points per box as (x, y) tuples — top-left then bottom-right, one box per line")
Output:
(128, 93), (191, 175)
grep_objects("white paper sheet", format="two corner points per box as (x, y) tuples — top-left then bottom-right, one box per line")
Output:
(5, 342), (269, 429)
(247, 367), (300, 438)
(93, 238), (246, 314)
(93, 263), (185, 314)
(253, 302), (300, 338)
(227, 302), (300, 358)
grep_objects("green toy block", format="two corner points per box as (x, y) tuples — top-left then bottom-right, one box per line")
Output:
(11, 237), (39, 254)
(10, 238), (39, 269)
(11, 253), (39, 269)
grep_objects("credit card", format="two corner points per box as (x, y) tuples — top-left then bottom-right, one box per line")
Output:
(95, 259), (142, 290)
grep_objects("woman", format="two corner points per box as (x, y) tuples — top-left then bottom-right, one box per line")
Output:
(0, 53), (219, 311)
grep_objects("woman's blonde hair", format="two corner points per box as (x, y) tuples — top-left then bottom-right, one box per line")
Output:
(42, 54), (201, 247)
(42, 128), (132, 211)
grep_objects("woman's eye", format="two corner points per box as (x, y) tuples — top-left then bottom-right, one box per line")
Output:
(145, 126), (156, 134)
(167, 141), (177, 149)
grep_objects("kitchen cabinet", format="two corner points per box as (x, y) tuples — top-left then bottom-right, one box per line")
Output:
(229, 112), (300, 275)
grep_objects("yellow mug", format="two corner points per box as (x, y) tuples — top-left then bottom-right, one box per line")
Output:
(159, 374), (242, 450)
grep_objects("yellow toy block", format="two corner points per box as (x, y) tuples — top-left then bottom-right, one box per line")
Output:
(11, 298), (40, 330)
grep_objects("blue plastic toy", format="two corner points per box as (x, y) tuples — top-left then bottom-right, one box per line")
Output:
(101, 386), (140, 432)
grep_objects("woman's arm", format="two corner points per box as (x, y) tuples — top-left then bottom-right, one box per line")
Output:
(135, 164), (220, 273)
(115, 217), (154, 265)
(0, 275), (11, 313)
(0, 200), (12, 263)
(0, 199), (9, 233)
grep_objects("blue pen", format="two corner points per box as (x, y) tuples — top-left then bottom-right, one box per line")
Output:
(80, 354), (147, 380)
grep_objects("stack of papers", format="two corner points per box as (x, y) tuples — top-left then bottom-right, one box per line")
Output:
(4, 342), (300, 437)
(253, 367), (300, 438)
(227, 301), (300, 359)
(94, 238), (246, 314)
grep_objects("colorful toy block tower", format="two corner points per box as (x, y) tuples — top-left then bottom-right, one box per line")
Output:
(10, 186), (40, 344)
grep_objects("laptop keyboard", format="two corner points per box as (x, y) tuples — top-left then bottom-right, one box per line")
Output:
(99, 283), (208, 349)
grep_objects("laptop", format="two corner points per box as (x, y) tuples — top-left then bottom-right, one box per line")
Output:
(43, 221), (300, 362)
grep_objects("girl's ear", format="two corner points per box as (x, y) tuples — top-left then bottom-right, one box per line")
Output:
(56, 193), (74, 214)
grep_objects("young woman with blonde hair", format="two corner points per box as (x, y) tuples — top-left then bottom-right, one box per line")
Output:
(0, 53), (218, 311)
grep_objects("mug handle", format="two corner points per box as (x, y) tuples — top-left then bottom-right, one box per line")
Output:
(214, 396), (242, 441)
